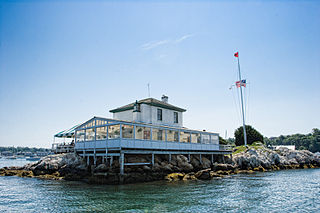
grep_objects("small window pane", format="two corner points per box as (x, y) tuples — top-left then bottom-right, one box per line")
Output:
(96, 127), (107, 140)
(85, 128), (95, 141)
(122, 125), (134, 139)
(76, 130), (85, 142)
(174, 112), (178, 123)
(202, 134), (210, 144)
(152, 128), (165, 141)
(191, 133), (201, 143)
(180, 131), (190, 142)
(211, 135), (219, 144)
(135, 126), (151, 140)
(167, 130), (179, 142)
(157, 109), (162, 121)
(108, 125), (120, 139)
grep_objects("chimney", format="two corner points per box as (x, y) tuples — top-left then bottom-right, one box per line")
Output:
(161, 95), (168, 103)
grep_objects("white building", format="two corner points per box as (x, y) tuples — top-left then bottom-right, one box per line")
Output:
(110, 95), (185, 128)
(54, 95), (232, 179)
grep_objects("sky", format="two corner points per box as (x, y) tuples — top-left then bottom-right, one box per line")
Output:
(0, 0), (319, 148)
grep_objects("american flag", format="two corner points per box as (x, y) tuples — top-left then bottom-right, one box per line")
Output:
(236, 79), (246, 88)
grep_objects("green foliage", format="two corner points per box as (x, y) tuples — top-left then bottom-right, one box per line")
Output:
(219, 136), (228, 145)
(232, 143), (264, 154)
(265, 128), (320, 153)
(234, 125), (264, 146)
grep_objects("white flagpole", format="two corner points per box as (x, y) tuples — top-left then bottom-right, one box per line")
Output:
(236, 53), (248, 147)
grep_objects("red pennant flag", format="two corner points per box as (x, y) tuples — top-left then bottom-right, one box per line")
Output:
(234, 52), (239, 57)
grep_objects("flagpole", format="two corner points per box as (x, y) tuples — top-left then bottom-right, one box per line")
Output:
(236, 53), (248, 147)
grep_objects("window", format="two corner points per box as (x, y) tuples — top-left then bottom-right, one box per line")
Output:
(167, 130), (179, 142)
(202, 134), (210, 144)
(108, 125), (120, 139)
(180, 131), (190, 143)
(174, 112), (178, 123)
(135, 126), (151, 140)
(76, 130), (85, 142)
(85, 128), (95, 141)
(96, 127), (107, 140)
(211, 135), (219, 144)
(152, 128), (165, 141)
(157, 109), (162, 121)
(191, 133), (201, 143)
(122, 125), (134, 139)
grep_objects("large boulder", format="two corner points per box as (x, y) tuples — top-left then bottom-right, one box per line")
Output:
(24, 153), (87, 175)
(195, 168), (211, 180)
(94, 164), (108, 172)
(176, 155), (194, 172)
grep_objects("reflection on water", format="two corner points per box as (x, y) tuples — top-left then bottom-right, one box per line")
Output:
(0, 159), (319, 212)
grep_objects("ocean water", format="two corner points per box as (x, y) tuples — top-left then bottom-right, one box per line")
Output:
(0, 159), (319, 212)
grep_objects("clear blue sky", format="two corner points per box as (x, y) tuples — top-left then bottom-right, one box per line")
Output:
(0, 0), (319, 148)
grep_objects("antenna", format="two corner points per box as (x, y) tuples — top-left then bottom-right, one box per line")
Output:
(147, 83), (151, 97)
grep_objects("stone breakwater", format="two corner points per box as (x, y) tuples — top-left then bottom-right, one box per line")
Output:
(1, 146), (320, 184)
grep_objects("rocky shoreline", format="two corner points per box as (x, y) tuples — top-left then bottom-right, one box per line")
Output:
(1, 146), (320, 184)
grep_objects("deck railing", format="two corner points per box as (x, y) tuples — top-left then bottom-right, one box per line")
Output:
(73, 117), (233, 152)
(52, 143), (74, 154)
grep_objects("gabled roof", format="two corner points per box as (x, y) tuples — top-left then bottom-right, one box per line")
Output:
(109, 98), (186, 113)
(54, 124), (81, 138)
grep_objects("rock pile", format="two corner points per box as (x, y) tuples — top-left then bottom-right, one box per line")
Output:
(0, 153), (89, 180)
(233, 147), (320, 170)
(1, 146), (319, 184)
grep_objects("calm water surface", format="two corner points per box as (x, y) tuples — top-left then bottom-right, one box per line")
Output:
(0, 159), (319, 212)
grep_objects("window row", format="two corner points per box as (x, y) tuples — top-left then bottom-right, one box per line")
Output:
(157, 109), (179, 124)
(76, 124), (219, 144)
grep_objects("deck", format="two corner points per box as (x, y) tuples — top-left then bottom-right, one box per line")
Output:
(73, 117), (232, 176)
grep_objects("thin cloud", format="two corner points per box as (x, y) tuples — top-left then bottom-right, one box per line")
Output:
(141, 34), (194, 50)
(175, 34), (194, 43)
(141, 40), (170, 50)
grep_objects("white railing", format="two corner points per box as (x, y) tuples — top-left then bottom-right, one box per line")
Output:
(52, 143), (74, 154)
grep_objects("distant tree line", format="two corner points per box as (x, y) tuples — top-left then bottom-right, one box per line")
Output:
(0, 146), (50, 153)
(264, 128), (320, 153)
(225, 126), (320, 153)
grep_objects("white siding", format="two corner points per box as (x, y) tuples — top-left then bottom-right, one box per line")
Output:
(113, 109), (133, 121)
(112, 104), (183, 127)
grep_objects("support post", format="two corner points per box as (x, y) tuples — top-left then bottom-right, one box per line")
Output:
(152, 153), (154, 166)
(119, 153), (124, 184)
(110, 156), (113, 167)
(120, 153), (124, 175)
(199, 154), (202, 164)
(188, 154), (191, 162)
(94, 149), (96, 165)
(211, 154), (214, 164)
(169, 154), (172, 163)
(87, 156), (90, 165)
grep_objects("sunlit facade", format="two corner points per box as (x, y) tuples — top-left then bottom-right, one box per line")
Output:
(56, 96), (232, 178)
(74, 117), (220, 151)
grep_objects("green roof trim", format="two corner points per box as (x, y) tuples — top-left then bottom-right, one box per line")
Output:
(109, 98), (186, 113)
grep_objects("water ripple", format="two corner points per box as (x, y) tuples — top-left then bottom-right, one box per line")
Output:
(0, 168), (319, 212)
